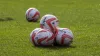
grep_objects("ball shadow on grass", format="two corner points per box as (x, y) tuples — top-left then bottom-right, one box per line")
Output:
(26, 19), (40, 23)
(32, 45), (76, 50)
(0, 17), (14, 21)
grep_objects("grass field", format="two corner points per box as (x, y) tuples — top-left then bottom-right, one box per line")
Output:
(0, 0), (100, 56)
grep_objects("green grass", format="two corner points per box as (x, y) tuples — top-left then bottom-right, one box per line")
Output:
(0, 0), (100, 56)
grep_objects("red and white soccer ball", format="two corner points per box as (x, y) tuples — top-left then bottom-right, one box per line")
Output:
(40, 14), (59, 33)
(56, 28), (74, 46)
(30, 28), (54, 46)
(25, 8), (40, 22)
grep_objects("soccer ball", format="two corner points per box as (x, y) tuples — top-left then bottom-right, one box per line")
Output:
(56, 28), (74, 46)
(25, 8), (40, 22)
(40, 14), (59, 33)
(30, 28), (54, 46)
(30, 28), (41, 44)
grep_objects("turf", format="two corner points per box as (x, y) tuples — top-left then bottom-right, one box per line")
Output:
(0, 0), (100, 56)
